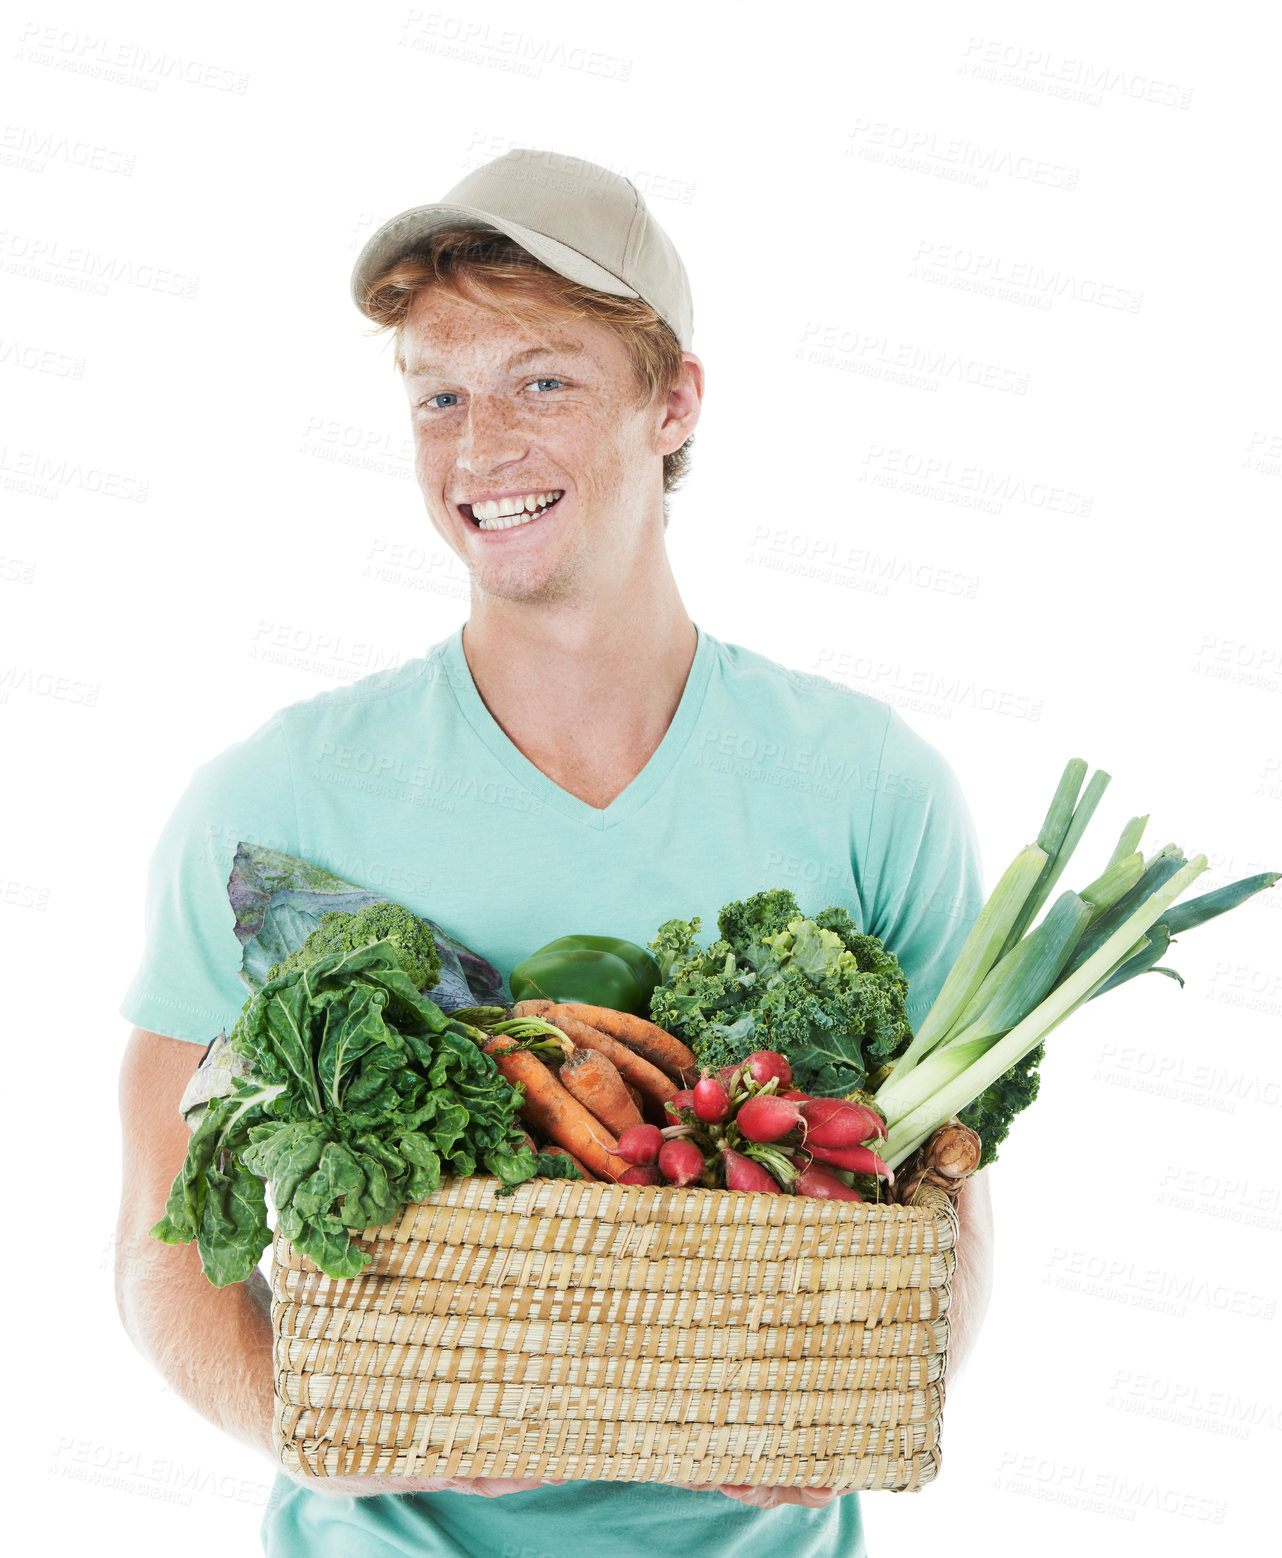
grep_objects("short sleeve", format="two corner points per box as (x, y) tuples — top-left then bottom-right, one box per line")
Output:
(119, 715), (299, 1044)
(857, 709), (984, 1030)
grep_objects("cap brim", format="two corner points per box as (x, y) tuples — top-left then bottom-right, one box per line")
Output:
(350, 202), (639, 317)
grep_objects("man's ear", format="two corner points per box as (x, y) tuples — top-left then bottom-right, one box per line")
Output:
(655, 353), (704, 458)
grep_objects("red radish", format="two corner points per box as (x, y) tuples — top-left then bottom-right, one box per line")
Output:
(618, 1163), (664, 1186)
(782, 1090), (812, 1102)
(616, 1123), (664, 1166)
(735, 1094), (804, 1143)
(721, 1148), (783, 1193)
(716, 1064), (745, 1090)
(664, 1089), (696, 1119)
(800, 1098), (887, 1146)
(743, 1050), (792, 1089)
(657, 1137), (706, 1187)
(806, 1141), (895, 1184)
(693, 1075), (732, 1124)
(794, 1163), (863, 1202)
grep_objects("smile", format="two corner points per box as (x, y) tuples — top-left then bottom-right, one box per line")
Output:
(461, 490), (565, 531)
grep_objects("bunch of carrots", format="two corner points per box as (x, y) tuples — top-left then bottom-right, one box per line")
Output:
(477, 999), (700, 1183)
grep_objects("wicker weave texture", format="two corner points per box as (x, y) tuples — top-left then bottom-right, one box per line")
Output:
(273, 1176), (957, 1490)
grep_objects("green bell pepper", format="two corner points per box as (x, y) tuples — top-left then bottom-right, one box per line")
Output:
(509, 934), (662, 1015)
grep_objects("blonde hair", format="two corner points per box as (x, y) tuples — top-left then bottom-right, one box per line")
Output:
(359, 225), (693, 519)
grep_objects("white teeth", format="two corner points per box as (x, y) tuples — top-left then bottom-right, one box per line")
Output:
(472, 491), (563, 530)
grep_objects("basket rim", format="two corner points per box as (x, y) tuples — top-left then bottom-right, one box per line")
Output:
(298, 1172), (958, 1247)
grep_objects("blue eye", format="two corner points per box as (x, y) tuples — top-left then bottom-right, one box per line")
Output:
(423, 392), (460, 409)
(530, 378), (562, 392)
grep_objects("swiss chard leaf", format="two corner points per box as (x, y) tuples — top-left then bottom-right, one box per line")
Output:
(155, 939), (557, 1285)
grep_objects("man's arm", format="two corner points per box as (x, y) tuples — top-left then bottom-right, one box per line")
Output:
(115, 1027), (555, 1499)
(115, 1027), (276, 1457)
(946, 1166), (994, 1383)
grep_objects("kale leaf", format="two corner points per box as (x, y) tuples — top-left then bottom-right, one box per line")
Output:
(647, 888), (912, 1097)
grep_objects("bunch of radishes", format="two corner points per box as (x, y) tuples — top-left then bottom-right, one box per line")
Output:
(612, 1050), (894, 1201)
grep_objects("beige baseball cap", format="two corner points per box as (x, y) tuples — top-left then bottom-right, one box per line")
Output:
(350, 147), (693, 350)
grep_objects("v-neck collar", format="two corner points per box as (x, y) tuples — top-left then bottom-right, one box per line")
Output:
(442, 622), (714, 832)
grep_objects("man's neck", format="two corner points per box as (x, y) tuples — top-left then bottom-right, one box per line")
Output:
(458, 565), (697, 809)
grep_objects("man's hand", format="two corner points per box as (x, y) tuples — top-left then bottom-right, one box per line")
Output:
(716, 1484), (846, 1509)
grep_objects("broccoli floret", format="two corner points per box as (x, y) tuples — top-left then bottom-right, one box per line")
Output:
(958, 1043), (1043, 1169)
(268, 903), (441, 992)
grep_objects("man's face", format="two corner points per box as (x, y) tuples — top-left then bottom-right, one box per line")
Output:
(401, 285), (687, 606)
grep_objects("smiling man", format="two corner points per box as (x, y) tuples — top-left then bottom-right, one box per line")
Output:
(116, 148), (992, 1557)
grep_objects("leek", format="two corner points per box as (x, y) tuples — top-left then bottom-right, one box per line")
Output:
(882, 855), (1209, 1166)
(944, 890), (1093, 1044)
(1105, 814), (1148, 870)
(892, 843), (1048, 1072)
(1000, 767), (1110, 956)
(1080, 851), (1145, 917)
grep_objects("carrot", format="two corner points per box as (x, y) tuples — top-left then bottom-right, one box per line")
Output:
(558, 1048), (644, 1136)
(540, 1144), (597, 1182)
(512, 998), (555, 1019)
(555, 1003), (698, 1086)
(482, 1036), (632, 1182)
(544, 1006), (677, 1106)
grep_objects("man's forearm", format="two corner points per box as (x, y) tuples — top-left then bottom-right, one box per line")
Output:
(114, 1228), (276, 1459)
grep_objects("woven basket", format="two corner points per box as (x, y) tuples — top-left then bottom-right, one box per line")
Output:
(272, 1175), (958, 1490)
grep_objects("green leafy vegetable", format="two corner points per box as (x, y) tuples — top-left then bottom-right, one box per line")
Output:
(647, 888), (911, 1097)
(266, 901), (442, 992)
(151, 939), (578, 1286)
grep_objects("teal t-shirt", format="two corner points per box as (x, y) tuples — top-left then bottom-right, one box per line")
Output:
(121, 621), (983, 1557)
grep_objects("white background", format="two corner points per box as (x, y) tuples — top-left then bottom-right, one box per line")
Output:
(3, 2), (1279, 1553)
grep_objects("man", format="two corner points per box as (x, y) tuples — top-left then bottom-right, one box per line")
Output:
(116, 147), (993, 1556)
